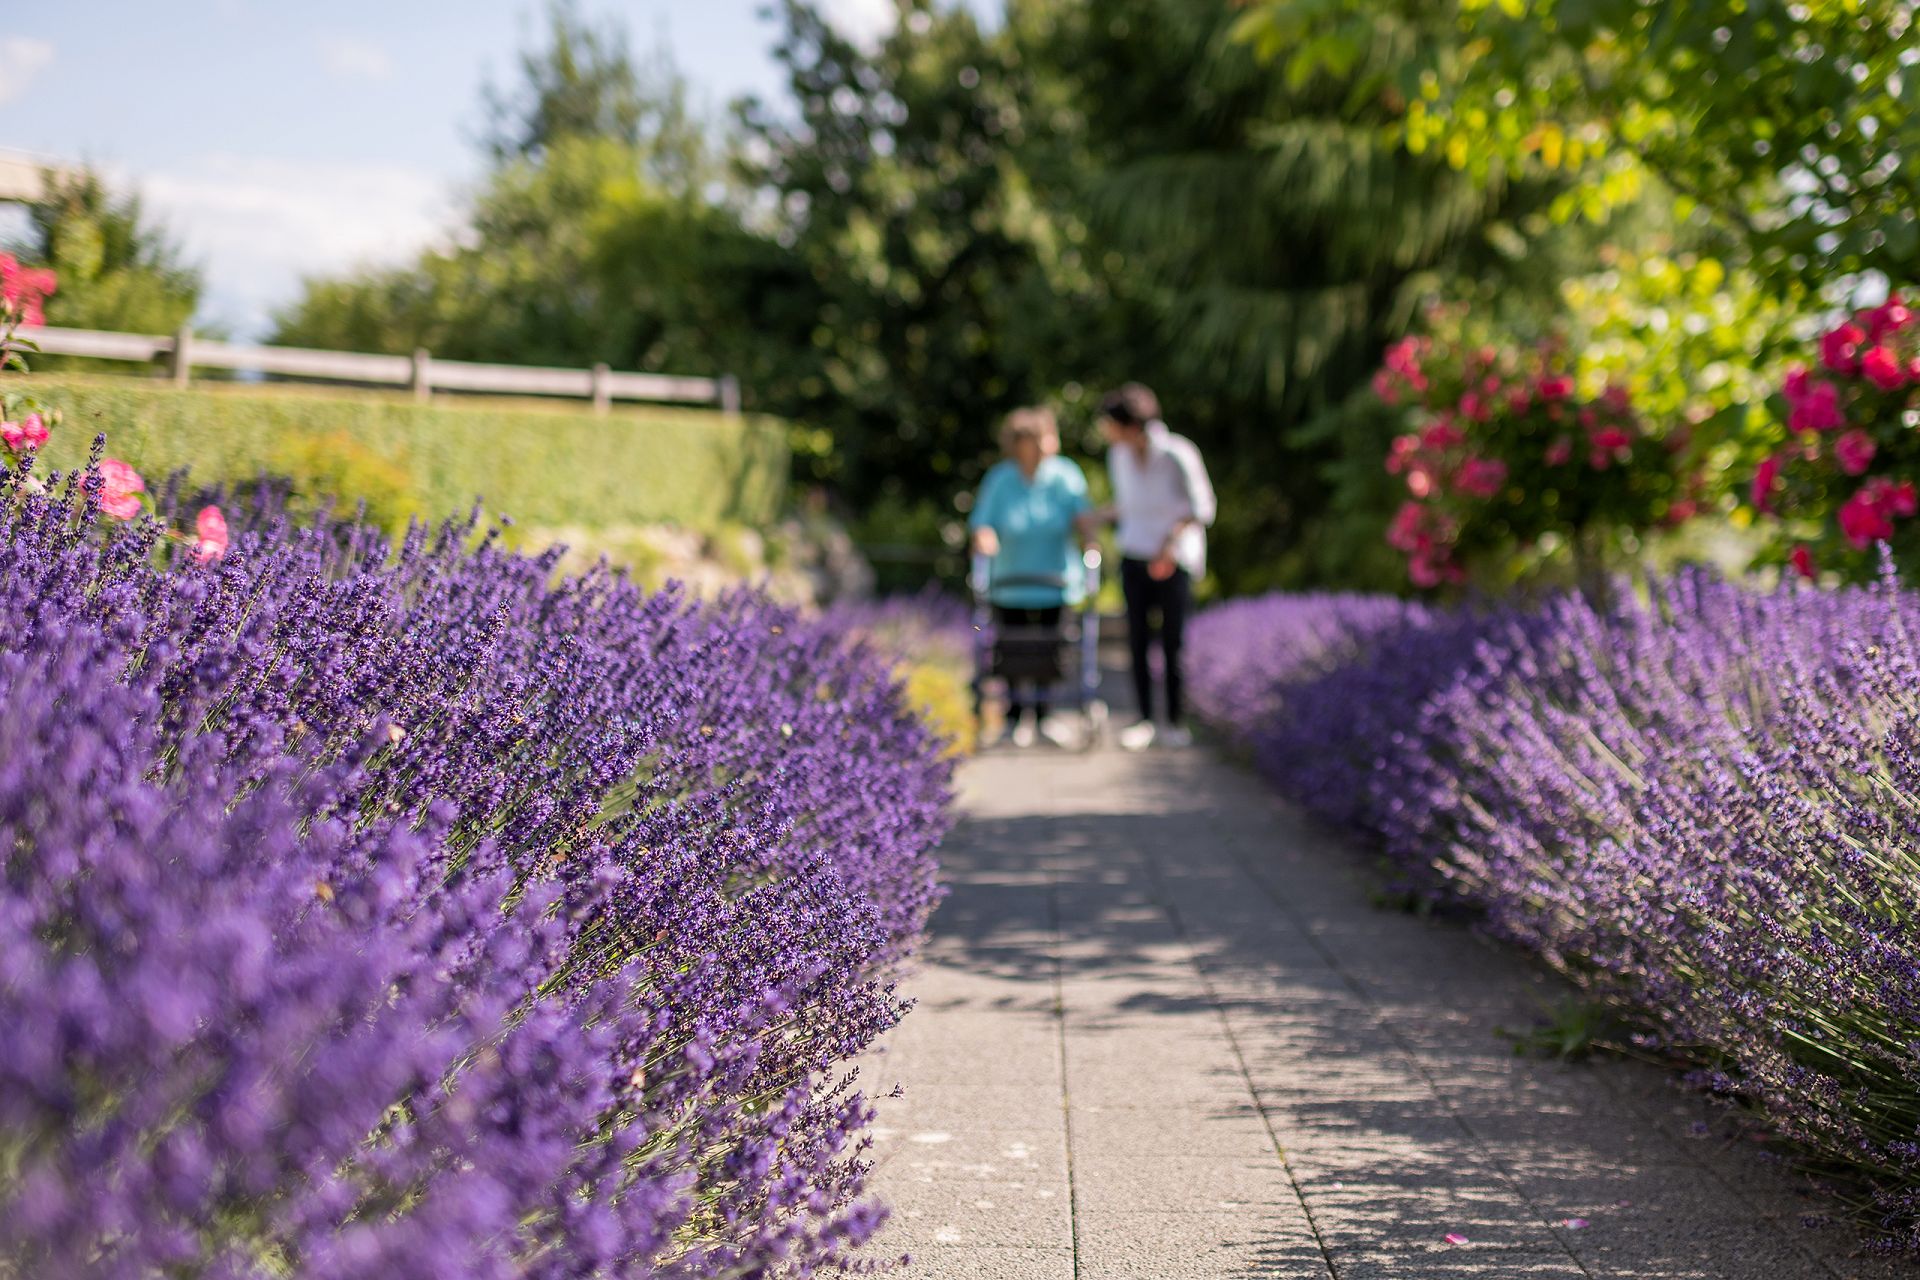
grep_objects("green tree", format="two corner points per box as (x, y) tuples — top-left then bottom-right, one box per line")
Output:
(273, 9), (796, 389)
(9, 168), (203, 340)
(739, 0), (1091, 510)
(1012, 0), (1562, 590)
(1235, 0), (1920, 293)
(481, 0), (714, 192)
(275, 136), (775, 375)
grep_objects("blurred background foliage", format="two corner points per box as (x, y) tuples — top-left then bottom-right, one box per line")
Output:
(13, 0), (1912, 595)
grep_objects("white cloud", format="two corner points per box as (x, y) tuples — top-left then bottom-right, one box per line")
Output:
(819, 0), (897, 50)
(318, 35), (394, 81)
(0, 37), (54, 106)
(125, 155), (456, 337)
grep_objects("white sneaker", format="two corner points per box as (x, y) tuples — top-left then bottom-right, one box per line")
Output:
(1159, 725), (1194, 749)
(1038, 715), (1077, 750)
(1011, 722), (1038, 749)
(1117, 720), (1157, 752)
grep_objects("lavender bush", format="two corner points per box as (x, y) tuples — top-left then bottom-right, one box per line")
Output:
(0, 467), (952, 1277)
(821, 588), (977, 755)
(1191, 574), (1920, 1245)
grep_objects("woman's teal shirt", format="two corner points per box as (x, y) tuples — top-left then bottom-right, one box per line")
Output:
(969, 456), (1091, 607)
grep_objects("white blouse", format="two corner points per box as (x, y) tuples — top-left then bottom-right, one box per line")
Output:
(1108, 421), (1217, 577)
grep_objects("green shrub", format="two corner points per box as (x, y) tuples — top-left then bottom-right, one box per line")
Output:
(28, 374), (789, 530)
(266, 431), (418, 535)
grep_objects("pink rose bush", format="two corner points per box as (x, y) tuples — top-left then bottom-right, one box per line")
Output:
(1755, 293), (1920, 578)
(1374, 327), (1702, 588)
(0, 252), (55, 347)
(0, 262), (226, 561)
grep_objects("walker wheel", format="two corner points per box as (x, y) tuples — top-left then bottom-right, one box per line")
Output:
(1081, 700), (1108, 752)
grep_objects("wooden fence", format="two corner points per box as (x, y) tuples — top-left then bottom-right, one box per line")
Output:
(29, 325), (743, 417)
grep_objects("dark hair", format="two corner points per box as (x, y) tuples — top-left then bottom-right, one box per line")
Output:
(1099, 383), (1160, 428)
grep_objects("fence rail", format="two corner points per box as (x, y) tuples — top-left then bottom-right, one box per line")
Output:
(28, 325), (743, 417)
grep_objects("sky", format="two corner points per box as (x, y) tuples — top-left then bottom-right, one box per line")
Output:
(0, 1), (992, 337)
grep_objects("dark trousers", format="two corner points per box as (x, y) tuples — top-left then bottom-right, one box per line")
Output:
(1120, 558), (1190, 724)
(992, 605), (1064, 727)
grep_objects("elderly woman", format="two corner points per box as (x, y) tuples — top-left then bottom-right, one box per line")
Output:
(969, 407), (1092, 748)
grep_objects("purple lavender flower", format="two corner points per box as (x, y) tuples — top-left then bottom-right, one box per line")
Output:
(1191, 570), (1920, 1249)
(0, 470), (954, 1277)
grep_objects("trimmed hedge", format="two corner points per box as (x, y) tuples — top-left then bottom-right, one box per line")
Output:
(27, 374), (790, 530)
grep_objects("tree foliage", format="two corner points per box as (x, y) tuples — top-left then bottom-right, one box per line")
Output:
(1011, 0), (1563, 589)
(480, 0), (713, 191)
(270, 0), (1906, 593)
(7, 168), (202, 343)
(273, 4), (806, 395)
(736, 0), (1094, 509)
(1234, 0), (1920, 293)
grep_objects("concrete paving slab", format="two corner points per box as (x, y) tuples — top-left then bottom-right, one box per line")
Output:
(857, 743), (1892, 1277)
(1074, 1209), (1328, 1278)
(893, 1244), (1075, 1280)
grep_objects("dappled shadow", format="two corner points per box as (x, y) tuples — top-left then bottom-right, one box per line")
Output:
(887, 742), (1896, 1279)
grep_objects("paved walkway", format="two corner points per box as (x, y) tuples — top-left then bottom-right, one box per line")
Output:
(862, 746), (1901, 1279)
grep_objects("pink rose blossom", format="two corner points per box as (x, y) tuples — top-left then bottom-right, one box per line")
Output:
(1787, 380), (1846, 433)
(1892, 480), (1918, 518)
(1385, 433), (1421, 475)
(1372, 368), (1400, 405)
(0, 412), (49, 451)
(94, 459), (145, 520)
(1834, 429), (1877, 476)
(1544, 437), (1573, 467)
(1790, 545), (1817, 579)
(1821, 323), (1866, 373)
(1863, 296), (1912, 340)
(0, 255), (55, 327)
(1455, 457), (1508, 499)
(1383, 338), (1427, 391)
(1422, 421), (1465, 450)
(1751, 454), (1783, 514)
(193, 504), (230, 562)
(1783, 366), (1812, 400)
(1537, 376), (1574, 402)
(1862, 344), (1906, 391)
(1840, 487), (1896, 547)
(1589, 427), (1632, 452)
(1387, 501), (1427, 552)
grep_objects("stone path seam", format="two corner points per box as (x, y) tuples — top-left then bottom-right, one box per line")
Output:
(1047, 874), (1083, 1280)
(1138, 844), (1347, 1280)
(1183, 801), (1598, 1280)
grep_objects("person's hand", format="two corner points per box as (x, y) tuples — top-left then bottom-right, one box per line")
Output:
(1149, 554), (1177, 581)
(972, 527), (1000, 558)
